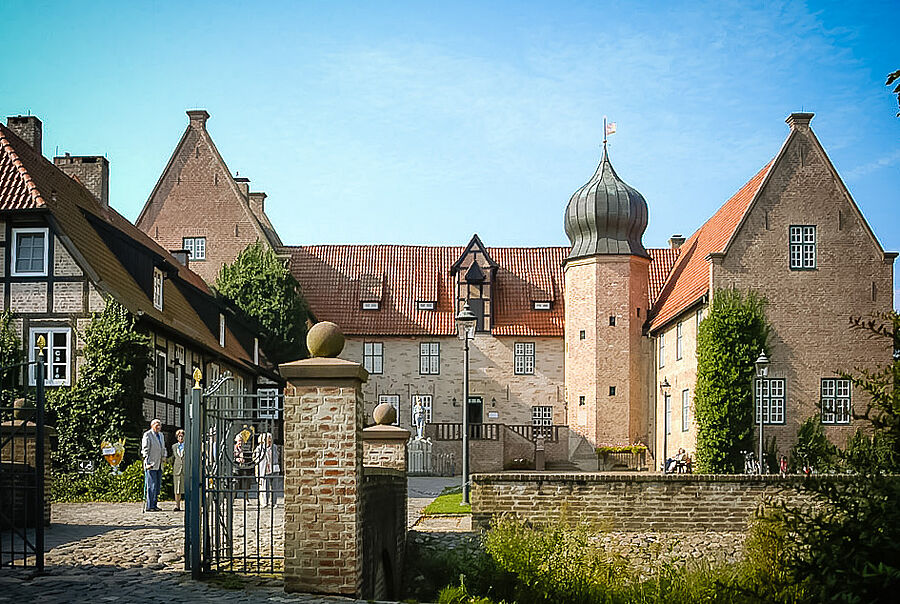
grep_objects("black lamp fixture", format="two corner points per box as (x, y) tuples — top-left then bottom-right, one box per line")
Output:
(452, 397), (458, 407)
(755, 351), (770, 474)
(455, 301), (477, 504)
(660, 377), (671, 393)
(491, 397), (496, 407)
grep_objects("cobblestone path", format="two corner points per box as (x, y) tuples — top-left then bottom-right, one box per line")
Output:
(0, 503), (368, 603)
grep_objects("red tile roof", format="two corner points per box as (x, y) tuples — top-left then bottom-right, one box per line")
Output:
(290, 244), (679, 337)
(648, 248), (679, 304)
(0, 130), (45, 210)
(648, 160), (775, 331)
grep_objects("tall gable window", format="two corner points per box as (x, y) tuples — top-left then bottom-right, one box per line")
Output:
(676, 321), (683, 360)
(658, 333), (665, 368)
(155, 350), (167, 395)
(12, 228), (49, 276)
(419, 342), (440, 375)
(681, 389), (690, 431)
(182, 237), (206, 260)
(29, 328), (71, 386)
(821, 378), (851, 424)
(363, 342), (383, 374)
(789, 225), (816, 269)
(153, 268), (164, 311)
(514, 342), (535, 375)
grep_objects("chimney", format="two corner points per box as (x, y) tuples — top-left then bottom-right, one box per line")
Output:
(249, 191), (267, 216)
(6, 116), (42, 155)
(786, 112), (814, 131)
(54, 153), (110, 206)
(234, 176), (250, 199)
(170, 249), (190, 268)
(668, 234), (685, 250)
(186, 109), (210, 128)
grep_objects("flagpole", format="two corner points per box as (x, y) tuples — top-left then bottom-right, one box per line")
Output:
(603, 115), (608, 149)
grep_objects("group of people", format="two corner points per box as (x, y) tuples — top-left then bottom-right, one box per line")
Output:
(140, 419), (280, 512)
(664, 448), (692, 473)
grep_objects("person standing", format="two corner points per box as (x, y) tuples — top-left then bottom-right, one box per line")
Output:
(141, 419), (167, 512)
(255, 433), (279, 507)
(171, 429), (185, 512)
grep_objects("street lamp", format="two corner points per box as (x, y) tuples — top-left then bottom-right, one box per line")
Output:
(660, 378), (671, 473)
(755, 351), (770, 474)
(455, 301), (478, 504)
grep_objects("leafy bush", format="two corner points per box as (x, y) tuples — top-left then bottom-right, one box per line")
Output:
(694, 289), (770, 473)
(843, 429), (898, 473)
(0, 310), (24, 400)
(46, 301), (151, 468)
(52, 459), (174, 503)
(789, 416), (838, 472)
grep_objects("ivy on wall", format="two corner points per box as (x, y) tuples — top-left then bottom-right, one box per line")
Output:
(46, 300), (152, 467)
(694, 289), (770, 473)
(0, 310), (24, 400)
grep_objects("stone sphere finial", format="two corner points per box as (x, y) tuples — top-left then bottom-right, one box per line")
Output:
(373, 402), (397, 425)
(307, 321), (345, 358)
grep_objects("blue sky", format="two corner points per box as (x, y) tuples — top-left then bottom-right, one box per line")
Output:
(2, 1), (898, 305)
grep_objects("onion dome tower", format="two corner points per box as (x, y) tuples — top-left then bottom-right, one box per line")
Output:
(563, 140), (651, 452)
(564, 145), (649, 259)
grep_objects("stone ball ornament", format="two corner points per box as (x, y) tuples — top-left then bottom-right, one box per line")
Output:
(306, 321), (345, 358)
(373, 402), (397, 425)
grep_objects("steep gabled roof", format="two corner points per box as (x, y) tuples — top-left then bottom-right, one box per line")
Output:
(647, 247), (679, 304)
(0, 123), (258, 369)
(135, 111), (281, 250)
(648, 159), (774, 332)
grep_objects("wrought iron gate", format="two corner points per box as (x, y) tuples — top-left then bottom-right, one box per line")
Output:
(0, 353), (46, 571)
(186, 373), (284, 576)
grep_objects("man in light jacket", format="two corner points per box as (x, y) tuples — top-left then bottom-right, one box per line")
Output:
(141, 419), (167, 511)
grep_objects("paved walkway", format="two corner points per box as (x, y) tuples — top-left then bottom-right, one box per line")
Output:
(1, 477), (460, 603)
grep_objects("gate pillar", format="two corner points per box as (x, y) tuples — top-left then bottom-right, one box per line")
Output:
(280, 323), (368, 596)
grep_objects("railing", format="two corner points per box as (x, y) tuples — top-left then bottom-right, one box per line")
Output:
(507, 424), (561, 443)
(432, 423), (500, 441)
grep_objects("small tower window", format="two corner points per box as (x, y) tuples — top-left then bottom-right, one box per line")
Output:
(609, 315), (616, 326)
(578, 396), (585, 406)
(579, 330), (586, 340)
(609, 386), (616, 396)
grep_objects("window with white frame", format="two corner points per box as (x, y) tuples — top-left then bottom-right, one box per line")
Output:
(182, 237), (206, 260)
(696, 307), (704, 336)
(218, 313), (225, 347)
(379, 394), (400, 425)
(514, 342), (535, 375)
(821, 378), (851, 424)
(258, 387), (280, 419)
(658, 333), (665, 368)
(12, 228), (49, 276)
(155, 350), (167, 395)
(756, 378), (786, 424)
(29, 328), (71, 386)
(153, 268), (164, 311)
(363, 342), (383, 374)
(789, 225), (816, 269)
(676, 321), (683, 360)
(681, 389), (690, 431)
(419, 342), (440, 375)
(410, 394), (432, 424)
(532, 405), (552, 426)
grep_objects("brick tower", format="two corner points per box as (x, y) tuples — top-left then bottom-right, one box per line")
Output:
(563, 142), (651, 448)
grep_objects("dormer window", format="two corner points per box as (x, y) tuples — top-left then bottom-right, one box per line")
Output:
(219, 313), (225, 347)
(533, 301), (551, 311)
(417, 301), (435, 311)
(153, 268), (164, 311)
(361, 301), (380, 310)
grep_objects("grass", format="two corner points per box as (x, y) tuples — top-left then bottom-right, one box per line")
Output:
(423, 486), (472, 515)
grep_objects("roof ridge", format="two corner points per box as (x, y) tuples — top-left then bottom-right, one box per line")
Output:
(0, 126), (46, 208)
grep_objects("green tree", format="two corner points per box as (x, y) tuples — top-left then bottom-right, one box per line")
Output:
(789, 415), (838, 472)
(46, 300), (151, 467)
(0, 310), (24, 400)
(215, 241), (310, 364)
(694, 289), (770, 473)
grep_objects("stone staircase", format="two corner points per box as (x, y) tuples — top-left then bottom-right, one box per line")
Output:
(565, 432), (599, 472)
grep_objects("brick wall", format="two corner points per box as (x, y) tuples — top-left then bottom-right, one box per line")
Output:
(471, 473), (808, 532)
(362, 424), (409, 472)
(341, 335), (565, 432)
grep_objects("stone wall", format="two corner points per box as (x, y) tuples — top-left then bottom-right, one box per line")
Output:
(471, 473), (807, 532)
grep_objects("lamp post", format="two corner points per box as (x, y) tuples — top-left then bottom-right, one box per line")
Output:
(456, 301), (477, 504)
(660, 378), (671, 473)
(755, 351), (770, 475)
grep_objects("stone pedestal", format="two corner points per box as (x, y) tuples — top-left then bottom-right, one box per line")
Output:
(280, 357), (368, 596)
(362, 425), (410, 471)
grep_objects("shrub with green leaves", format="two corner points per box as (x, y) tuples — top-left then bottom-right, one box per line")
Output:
(52, 459), (174, 502)
(0, 310), (24, 401)
(46, 301), (151, 468)
(694, 289), (770, 473)
(789, 415), (838, 472)
(216, 241), (311, 364)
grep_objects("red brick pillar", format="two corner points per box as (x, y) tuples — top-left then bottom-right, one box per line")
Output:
(280, 356), (368, 595)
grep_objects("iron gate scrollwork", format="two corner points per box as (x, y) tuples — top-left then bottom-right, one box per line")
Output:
(187, 372), (284, 576)
(0, 348), (47, 571)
